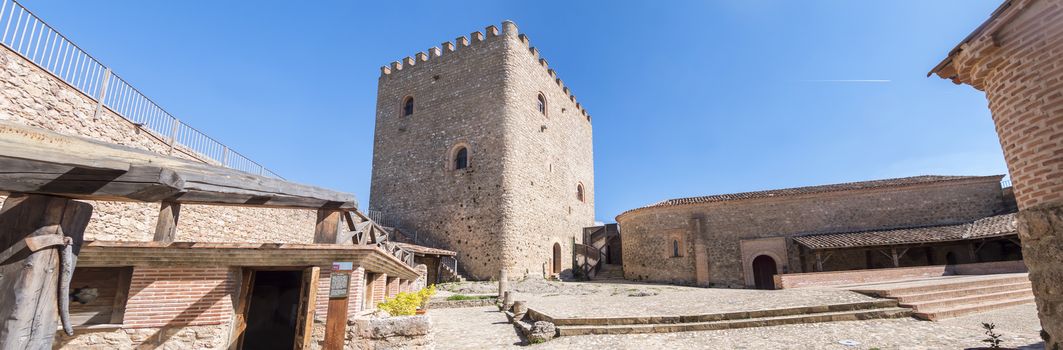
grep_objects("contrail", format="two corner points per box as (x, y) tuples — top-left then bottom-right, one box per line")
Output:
(801, 79), (891, 83)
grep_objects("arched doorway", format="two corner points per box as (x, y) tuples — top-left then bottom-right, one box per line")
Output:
(946, 252), (958, 265)
(552, 243), (562, 274)
(752, 255), (778, 290)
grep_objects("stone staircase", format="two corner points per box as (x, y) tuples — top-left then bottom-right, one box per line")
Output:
(440, 262), (466, 283)
(530, 300), (910, 336)
(847, 273), (1034, 321)
(594, 264), (624, 280)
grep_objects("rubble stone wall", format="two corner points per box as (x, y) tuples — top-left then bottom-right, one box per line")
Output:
(619, 178), (1008, 287)
(0, 42), (316, 244)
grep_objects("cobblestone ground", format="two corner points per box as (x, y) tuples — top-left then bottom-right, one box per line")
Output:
(441, 280), (879, 318)
(430, 304), (1042, 349)
(429, 306), (524, 349)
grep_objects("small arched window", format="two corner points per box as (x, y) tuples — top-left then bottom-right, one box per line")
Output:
(402, 96), (414, 117)
(453, 147), (468, 170)
(576, 183), (585, 202)
(673, 240), (680, 257)
(537, 93), (547, 116)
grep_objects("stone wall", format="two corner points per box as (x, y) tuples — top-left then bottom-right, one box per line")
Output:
(618, 177), (1009, 287)
(368, 21), (594, 279)
(933, 0), (1063, 346)
(54, 324), (229, 349)
(0, 40), (316, 244)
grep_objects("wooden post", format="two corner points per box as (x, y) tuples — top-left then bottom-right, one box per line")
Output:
(294, 266), (320, 350)
(153, 201), (180, 243)
(0, 194), (92, 350)
(323, 263), (353, 350)
(315, 209), (341, 244)
(814, 251), (824, 272)
(498, 269), (508, 299)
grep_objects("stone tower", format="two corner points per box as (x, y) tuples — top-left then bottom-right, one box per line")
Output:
(368, 21), (595, 280)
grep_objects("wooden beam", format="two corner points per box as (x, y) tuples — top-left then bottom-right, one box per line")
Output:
(0, 194), (92, 349)
(153, 201), (180, 243)
(315, 209), (341, 244)
(0, 121), (357, 209)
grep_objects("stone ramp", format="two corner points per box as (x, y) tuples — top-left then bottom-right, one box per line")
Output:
(844, 273), (1034, 321)
(528, 300), (910, 336)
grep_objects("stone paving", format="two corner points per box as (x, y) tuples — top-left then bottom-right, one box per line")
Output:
(442, 280), (881, 318)
(429, 304), (1043, 349)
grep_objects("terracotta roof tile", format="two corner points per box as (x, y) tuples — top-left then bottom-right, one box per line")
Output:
(792, 213), (1017, 250)
(620, 175), (1003, 218)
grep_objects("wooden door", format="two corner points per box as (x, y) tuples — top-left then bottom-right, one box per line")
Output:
(752, 255), (778, 290)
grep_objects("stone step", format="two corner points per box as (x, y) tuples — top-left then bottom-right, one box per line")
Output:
(852, 275), (1030, 297)
(556, 307), (912, 336)
(893, 282), (1031, 304)
(537, 299), (900, 326)
(901, 289), (1033, 312)
(912, 297), (1035, 321)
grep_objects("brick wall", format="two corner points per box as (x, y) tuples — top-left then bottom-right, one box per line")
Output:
(618, 178), (1008, 287)
(935, 0), (1063, 346)
(0, 42), (316, 244)
(123, 267), (234, 328)
(368, 22), (594, 279)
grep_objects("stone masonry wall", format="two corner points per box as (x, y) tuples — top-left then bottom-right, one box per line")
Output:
(939, 0), (1063, 346)
(0, 41), (316, 244)
(618, 178), (1008, 287)
(368, 26), (509, 280)
(368, 22), (595, 279)
(500, 22), (595, 277)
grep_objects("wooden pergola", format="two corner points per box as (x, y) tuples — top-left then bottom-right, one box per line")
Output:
(0, 121), (409, 349)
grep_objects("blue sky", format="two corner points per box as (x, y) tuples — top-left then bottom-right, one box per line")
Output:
(21, 0), (1006, 222)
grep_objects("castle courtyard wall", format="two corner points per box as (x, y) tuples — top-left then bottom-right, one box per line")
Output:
(618, 177), (1008, 287)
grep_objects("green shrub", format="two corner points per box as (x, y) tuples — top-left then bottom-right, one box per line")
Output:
(377, 291), (421, 316)
(418, 285), (437, 308)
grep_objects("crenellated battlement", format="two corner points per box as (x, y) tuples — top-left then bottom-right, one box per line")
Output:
(378, 21), (591, 121)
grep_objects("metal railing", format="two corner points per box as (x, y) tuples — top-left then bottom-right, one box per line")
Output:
(0, 0), (282, 179)
(1001, 178), (1012, 188)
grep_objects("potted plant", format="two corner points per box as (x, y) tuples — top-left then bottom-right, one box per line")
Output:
(415, 285), (437, 314)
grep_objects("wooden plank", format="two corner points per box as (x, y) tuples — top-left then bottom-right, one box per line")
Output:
(0, 194), (92, 349)
(153, 201), (181, 243)
(109, 267), (132, 324)
(0, 121), (357, 209)
(314, 210), (341, 244)
(323, 286), (350, 350)
(230, 269), (255, 350)
(294, 266), (321, 350)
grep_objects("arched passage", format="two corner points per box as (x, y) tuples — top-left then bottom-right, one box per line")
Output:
(552, 243), (562, 274)
(752, 255), (778, 290)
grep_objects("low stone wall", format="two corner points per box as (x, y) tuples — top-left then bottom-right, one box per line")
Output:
(427, 296), (498, 309)
(347, 315), (432, 350)
(54, 324), (229, 349)
(776, 260), (1027, 289)
(952, 260), (1028, 275)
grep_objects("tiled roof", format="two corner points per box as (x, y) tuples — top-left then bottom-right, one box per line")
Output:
(619, 175), (1003, 218)
(791, 213), (1017, 250)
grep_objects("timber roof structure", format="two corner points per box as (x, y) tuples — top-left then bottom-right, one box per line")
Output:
(792, 213), (1017, 250)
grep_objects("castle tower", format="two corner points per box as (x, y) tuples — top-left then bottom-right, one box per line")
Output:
(368, 21), (595, 279)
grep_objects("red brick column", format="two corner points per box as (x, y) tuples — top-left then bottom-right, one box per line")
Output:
(368, 273), (387, 307)
(385, 276), (400, 298)
(933, 0), (1063, 346)
(347, 267), (365, 315)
